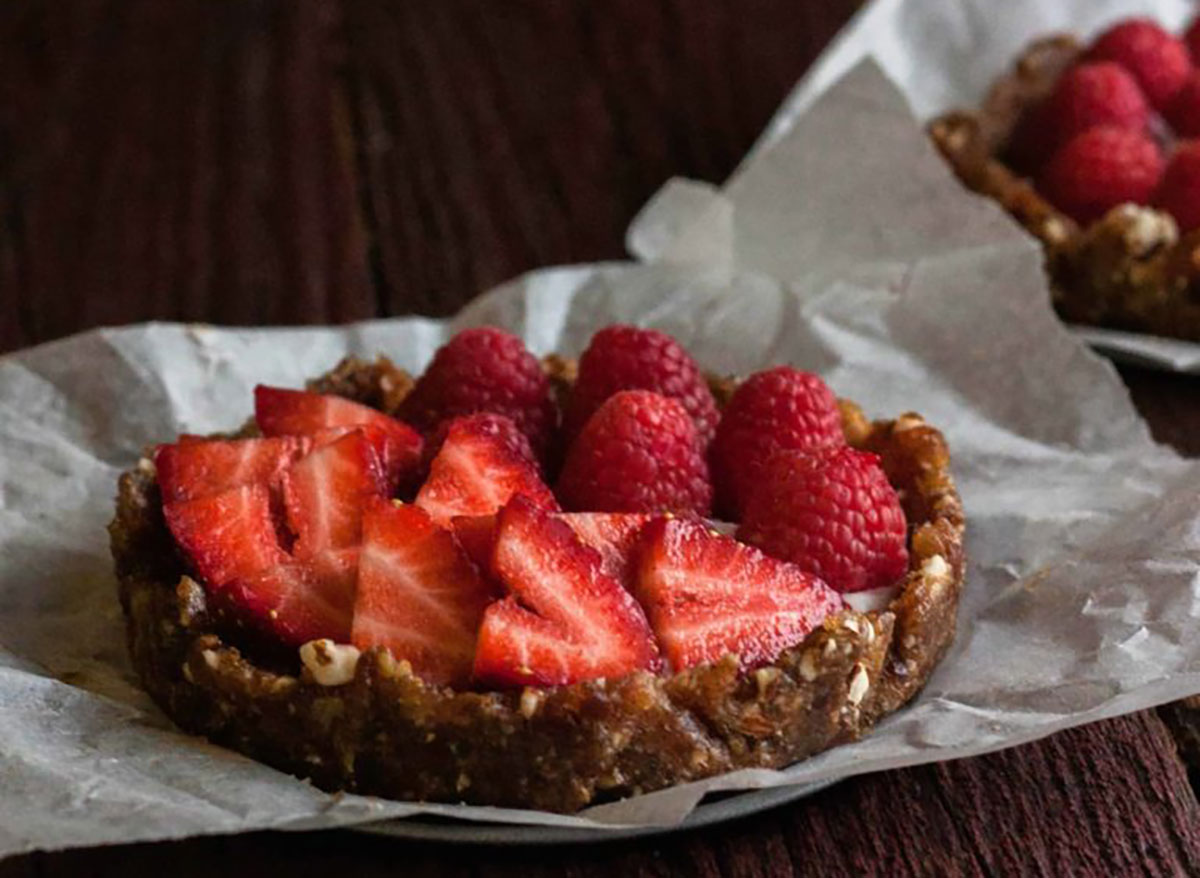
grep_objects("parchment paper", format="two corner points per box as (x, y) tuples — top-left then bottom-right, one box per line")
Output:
(630, 0), (1200, 372)
(3, 61), (1200, 858)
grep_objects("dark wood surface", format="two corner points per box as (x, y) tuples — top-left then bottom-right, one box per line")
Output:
(3, 1), (1200, 875)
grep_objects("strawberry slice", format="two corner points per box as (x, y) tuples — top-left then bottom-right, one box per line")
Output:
(415, 416), (557, 527)
(559, 513), (651, 588)
(163, 484), (289, 587)
(449, 511), (651, 587)
(351, 499), (492, 686)
(450, 513), (497, 571)
(155, 436), (309, 503)
(224, 548), (359, 646)
(282, 431), (387, 559)
(473, 497), (659, 687)
(636, 518), (843, 671)
(254, 385), (423, 489)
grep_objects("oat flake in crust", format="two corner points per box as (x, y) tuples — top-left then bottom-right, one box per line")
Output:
(929, 35), (1200, 342)
(109, 356), (965, 813)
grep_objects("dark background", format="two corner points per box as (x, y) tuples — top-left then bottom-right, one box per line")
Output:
(3, 2), (1200, 875)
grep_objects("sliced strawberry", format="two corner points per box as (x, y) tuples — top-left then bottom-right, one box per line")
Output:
(450, 513), (497, 570)
(450, 511), (652, 588)
(351, 499), (492, 686)
(163, 484), (289, 587)
(636, 517), (843, 672)
(415, 417), (557, 527)
(224, 548), (359, 646)
(473, 598), (604, 687)
(155, 436), (309, 503)
(254, 385), (423, 489)
(282, 431), (387, 559)
(474, 497), (659, 687)
(559, 512), (652, 588)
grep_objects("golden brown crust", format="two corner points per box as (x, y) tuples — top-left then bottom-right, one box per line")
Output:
(110, 357), (965, 813)
(929, 35), (1200, 341)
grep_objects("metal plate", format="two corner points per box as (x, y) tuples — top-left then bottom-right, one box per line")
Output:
(352, 780), (837, 846)
(1072, 326), (1200, 374)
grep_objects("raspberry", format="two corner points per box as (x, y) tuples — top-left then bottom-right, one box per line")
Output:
(1086, 18), (1192, 111)
(737, 447), (908, 593)
(1009, 62), (1150, 171)
(556, 390), (712, 515)
(1166, 71), (1200, 137)
(399, 327), (557, 456)
(563, 325), (719, 445)
(709, 367), (844, 517)
(1155, 141), (1200, 232)
(1037, 126), (1164, 224)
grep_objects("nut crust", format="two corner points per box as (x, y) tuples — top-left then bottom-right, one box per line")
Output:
(929, 35), (1200, 341)
(110, 357), (965, 813)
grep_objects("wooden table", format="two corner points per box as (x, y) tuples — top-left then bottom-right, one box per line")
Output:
(3, 2), (1200, 875)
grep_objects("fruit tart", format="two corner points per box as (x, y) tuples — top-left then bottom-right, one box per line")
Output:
(110, 325), (965, 813)
(930, 16), (1200, 341)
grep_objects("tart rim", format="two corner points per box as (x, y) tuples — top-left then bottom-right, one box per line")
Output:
(928, 33), (1200, 342)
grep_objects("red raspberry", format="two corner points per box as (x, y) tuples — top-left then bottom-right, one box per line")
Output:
(556, 390), (712, 515)
(1086, 18), (1191, 111)
(1166, 71), (1200, 136)
(1038, 126), (1164, 224)
(400, 327), (557, 457)
(737, 447), (908, 593)
(1155, 141), (1200, 232)
(1009, 62), (1150, 171)
(563, 325), (719, 445)
(709, 367), (844, 517)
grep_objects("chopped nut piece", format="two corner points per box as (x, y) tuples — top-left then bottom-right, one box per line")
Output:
(847, 664), (870, 706)
(299, 640), (361, 687)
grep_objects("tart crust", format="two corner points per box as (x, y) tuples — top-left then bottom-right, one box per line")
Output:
(109, 356), (965, 813)
(929, 35), (1200, 342)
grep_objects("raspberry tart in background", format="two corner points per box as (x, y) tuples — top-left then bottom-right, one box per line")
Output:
(110, 324), (965, 813)
(931, 15), (1200, 342)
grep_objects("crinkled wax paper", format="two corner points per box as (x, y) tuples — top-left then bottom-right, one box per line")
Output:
(2, 60), (1199, 857)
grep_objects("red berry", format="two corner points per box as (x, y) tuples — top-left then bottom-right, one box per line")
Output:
(448, 510), (651, 587)
(281, 431), (388, 559)
(1087, 18), (1191, 111)
(1038, 126), (1164, 224)
(1155, 141), (1200, 232)
(1169, 72), (1200, 137)
(559, 512), (652, 588)
(422, 412), (539, 474)
(163, 484), (289, 588)
(557, 390), (712, 516)
(352, 499), (492, 686)
(155, 436), (309, 503)
(473, 497), (660, 687)
(1186, 15), (1200, 62)
(564, 325), (719, 445)
(399, 328), (557, 456)
(1010, 62), (1150, 170)
(415, 413), (557, 527)
(224, 548), (358, 647)
(737, 447), (909, 593)
(636, 517), (843, 671)
(254, 385), (424, 491)
(709, 367), (843, 517)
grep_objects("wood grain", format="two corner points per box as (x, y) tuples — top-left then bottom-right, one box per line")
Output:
(14, 712), (1200, 877)
(3, 1), (1200, 875)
